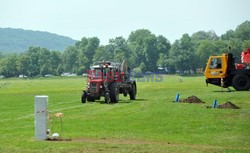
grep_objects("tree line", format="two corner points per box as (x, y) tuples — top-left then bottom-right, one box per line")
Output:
(0, 21), (250, 77)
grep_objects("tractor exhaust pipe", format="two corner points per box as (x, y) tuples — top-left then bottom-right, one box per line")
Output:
(227, 46), (235, 70)
(229, 46), (232, 53)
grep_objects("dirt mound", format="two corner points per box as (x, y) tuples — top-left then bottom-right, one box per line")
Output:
(218, 102), (239, 109)
(180, 95), (205, 104)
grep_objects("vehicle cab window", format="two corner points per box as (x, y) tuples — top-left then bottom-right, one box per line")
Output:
(210, 58), (222, 69)
(103, 68), (110, 78)
(93, 69), (102, 78)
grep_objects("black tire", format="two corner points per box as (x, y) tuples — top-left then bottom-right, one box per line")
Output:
(232, 75), (250, 91)
(129, 83), (136, 100)
(81, 91), (87, 103)
(110, 83), (119, 103)
(104, 92), (110, 103)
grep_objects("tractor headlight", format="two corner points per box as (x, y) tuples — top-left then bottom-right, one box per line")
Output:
(100, 85), (103, 88)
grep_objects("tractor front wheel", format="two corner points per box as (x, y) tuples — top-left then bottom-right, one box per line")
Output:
(232, 74), (250, 91)
(110, 83), (119, 103)
(81, 91), (87, 103)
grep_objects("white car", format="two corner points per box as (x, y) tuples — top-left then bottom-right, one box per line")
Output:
(61, 72), (71, 76)
(45, 74), (54, 77)
(69, 73), (77, 76)
(19, 75), (27, 78)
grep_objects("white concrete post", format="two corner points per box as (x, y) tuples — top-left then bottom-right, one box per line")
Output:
(34, 95), (48, 140)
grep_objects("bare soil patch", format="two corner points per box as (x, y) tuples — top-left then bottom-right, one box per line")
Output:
(218, 102), (240, 109)
(180, 95), (205, 104)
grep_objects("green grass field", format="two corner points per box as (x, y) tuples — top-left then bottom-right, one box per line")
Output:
(0, 76), (250, 153)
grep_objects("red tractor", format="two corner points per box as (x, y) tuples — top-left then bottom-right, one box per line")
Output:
(81, 60), (137, 103)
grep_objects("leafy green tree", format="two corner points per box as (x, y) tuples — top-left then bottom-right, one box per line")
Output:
(155, 35), (171, 70)
(214, 40), (229, 55)
(56, 64), (64, 76)
(143, 35), (159, 71)
(63, 46), (79, 72)
(242, 40), (250, 51)
(191, 30), (218, 43)
(157, 53), (168, 68)
(0, 54), (18, 77)
(85, 37), (100, 63)
(235, 21), (250, 41)
(40, 63), (52, 76)
(93, 37), (130, 64)
(93, 45), (114, 62)
(110, 37), (129, 62)
(26, 47), (40, 76)
(196, 40), (216, 68)
(191, 30), (219, 51)
(77, 52), (89, 74)
(128, 29), (161, 71)
(76, 37), (100, 69)
(227, 39), (242, 62)
(156, 35), (171, 54)
(169, 34), (195, 73)
(128, 29), (153, 70)
(50, 51), (62, 75)
(195, 39), (228, 67)
(16, 54), (30, 75)
(221, 30), (235, 40)
(139, 62), (146, 72)
(0, 58), (6, 76)
(128, 29), (152, 42)
(207, 30), (219, 40)
(37, 48), (53, 75)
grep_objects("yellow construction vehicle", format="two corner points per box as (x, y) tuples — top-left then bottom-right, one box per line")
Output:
(204, 47), (250, 91)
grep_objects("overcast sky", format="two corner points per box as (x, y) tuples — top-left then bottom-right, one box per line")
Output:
(0, 0), (249, 44)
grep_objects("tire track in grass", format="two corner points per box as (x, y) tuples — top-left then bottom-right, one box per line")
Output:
(71, 137), (250, 151)
(0, 101), (131, 123)
(0, 100), (82, 123)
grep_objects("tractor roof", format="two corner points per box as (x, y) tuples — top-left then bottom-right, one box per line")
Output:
(92, 61), (121, 69)
(92, 65), (115, 69)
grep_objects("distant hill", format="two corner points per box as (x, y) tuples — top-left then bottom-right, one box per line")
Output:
(0, 28), (77, 53)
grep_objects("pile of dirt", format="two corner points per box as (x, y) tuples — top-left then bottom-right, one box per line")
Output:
(180, 95), (205, 104)
(217, 102), (239, 109)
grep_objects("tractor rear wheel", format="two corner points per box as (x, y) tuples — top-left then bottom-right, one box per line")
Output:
(129, 83), (136, 100)
(81, 91), (87, 103)
(232, 74), (250, 91)
(110, 83), (119, 103)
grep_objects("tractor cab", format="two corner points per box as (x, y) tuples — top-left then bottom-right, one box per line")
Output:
(89, 62), (119, 81)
